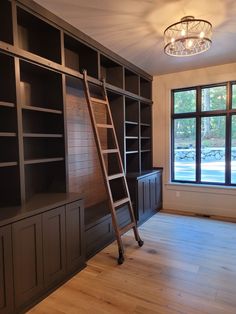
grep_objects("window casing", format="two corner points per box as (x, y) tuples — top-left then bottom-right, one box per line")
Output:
(171, 82), (236, 186)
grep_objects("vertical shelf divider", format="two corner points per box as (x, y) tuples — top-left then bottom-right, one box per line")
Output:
(15, 57), (26, 204)
(61, 73), (69, 193)
(11, 0), (18, 47)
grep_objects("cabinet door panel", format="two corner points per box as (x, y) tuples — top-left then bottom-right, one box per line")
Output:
(86, 217), (113, 258)
(138, 179), (145, 220)
(145, 177), (152, 212)
(43, 206), (66, 288)
(12, 215), (43, 309)
(155, 172), (162, 209)
(0, 225), (13, 314)
(66, 201), (85, 274)
(150, 175), (157, 210)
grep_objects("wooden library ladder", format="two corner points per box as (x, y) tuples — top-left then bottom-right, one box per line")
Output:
(83, 70), (143, 264)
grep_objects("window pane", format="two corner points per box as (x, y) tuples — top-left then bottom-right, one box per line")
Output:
(201, 116), (226, 183)
(232, 84), (236, 109)
(201, 86), (226, 111)
(231, 115), (236, 183)
(174, 118), (196, 181)
(174, 90), (196, 114)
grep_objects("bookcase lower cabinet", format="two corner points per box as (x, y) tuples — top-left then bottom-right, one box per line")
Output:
(0, 226), (14, 314)
(42, 207), (66, 289)
(127, 170), (162, 224)
(0, 197), (85, 313)
(85, 204), (131, 259)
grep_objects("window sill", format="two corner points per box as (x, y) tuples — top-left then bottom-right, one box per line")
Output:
(166, 182), (236, 196)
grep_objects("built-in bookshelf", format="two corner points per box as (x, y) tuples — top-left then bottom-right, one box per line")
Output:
(19, 60), (66, 202)
(0, 0), (152, 210)
(100, 55), (123, 88)
(64, 33), (98, 78)
(17, 6), (61, 63)
(0, 1), (157, 312)
(0, 0), (13, 45)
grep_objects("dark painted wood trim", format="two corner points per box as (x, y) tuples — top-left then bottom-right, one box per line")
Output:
(14, 57), (26, 203)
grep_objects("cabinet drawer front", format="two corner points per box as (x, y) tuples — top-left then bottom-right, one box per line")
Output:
(12, 215), (43, 309)
(86, 218), (113, 258)
(116, 205), (131, 229)
(66, 200), (85, 273)
(0, 225), (13, 314)
(43, 206), (66, 288)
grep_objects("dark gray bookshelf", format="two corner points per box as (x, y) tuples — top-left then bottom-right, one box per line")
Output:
(100, 55), (123, 88)
(140, 77), (152, 99)
(64, 34), (98, 78)
(125, 69), (139, 95)
(17, 6), (61, 63)
(0, 0), (13, 45)
(0, 1), (157, 312)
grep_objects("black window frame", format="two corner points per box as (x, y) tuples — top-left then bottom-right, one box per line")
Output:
(171, 81), (236, 186)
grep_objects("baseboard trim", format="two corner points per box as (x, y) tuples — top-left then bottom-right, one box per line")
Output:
(161, 208), (236, 223)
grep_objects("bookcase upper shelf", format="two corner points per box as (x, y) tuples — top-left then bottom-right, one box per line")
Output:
(17, 6), (61, 63)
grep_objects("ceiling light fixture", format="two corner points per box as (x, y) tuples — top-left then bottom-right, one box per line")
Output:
(164, 16), (212, 57)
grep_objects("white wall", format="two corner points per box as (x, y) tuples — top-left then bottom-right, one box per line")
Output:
(153, 62), (236, 218)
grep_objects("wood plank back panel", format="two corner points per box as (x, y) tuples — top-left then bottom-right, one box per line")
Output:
(65, 79), (107, 207)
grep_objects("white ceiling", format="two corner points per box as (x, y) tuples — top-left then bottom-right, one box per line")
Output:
(35, 0), (236, 76)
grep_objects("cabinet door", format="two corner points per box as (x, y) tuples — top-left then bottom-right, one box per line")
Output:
(138, 178), (146, 221)
(42, 206), (66, 288)
(66, 200), (85, 274)
(149, 175), (157, 211)
(155, 172), (162, 209)
(0, 225), (13, 314)
(145, 176), (152, 213)
(12, 215), (43, 309)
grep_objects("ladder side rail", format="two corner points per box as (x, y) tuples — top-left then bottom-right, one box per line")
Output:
(83, 71), (125, 256)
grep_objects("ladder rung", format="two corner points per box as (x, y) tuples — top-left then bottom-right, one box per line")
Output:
(91, 97), (107, 105)
(102, 149), (118, 154)
(114, 197), (130, 208)
(108, 173), (124, 180)
(97, 123), (113, 129)
(119, 222), (136, 236)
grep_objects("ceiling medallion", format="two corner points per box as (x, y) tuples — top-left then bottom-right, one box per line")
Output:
(164, 16), (212, 57)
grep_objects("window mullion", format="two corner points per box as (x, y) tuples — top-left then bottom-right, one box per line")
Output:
(225, 82), (231, 184)
(196, 86), (201, 183)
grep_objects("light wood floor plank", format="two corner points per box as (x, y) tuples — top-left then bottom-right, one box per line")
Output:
(28, 213), (236, 314)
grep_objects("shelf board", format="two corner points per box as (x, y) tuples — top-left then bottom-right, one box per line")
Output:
(0, 132), (17, 137)
(0, 161), (18, 168)
(126, 150), (139, 154)
(22, 105), (63, 115)
(126, 136), (139, 139)
(141, 149), (151, 153)
(125, 121), (138, 125)
(141, 137), (150, 139)
(0, 101), (15, 108)
(24, 157), (64, 165)
(23, 133), (63, 138)
(140, 122), (151, 127)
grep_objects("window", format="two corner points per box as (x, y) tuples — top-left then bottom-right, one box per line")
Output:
(172, 82), (236, 186)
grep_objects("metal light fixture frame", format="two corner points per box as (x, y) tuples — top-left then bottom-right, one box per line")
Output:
(164, 16), (212, 57)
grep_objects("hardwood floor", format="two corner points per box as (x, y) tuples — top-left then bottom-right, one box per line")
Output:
(28, 213), (236, 314)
